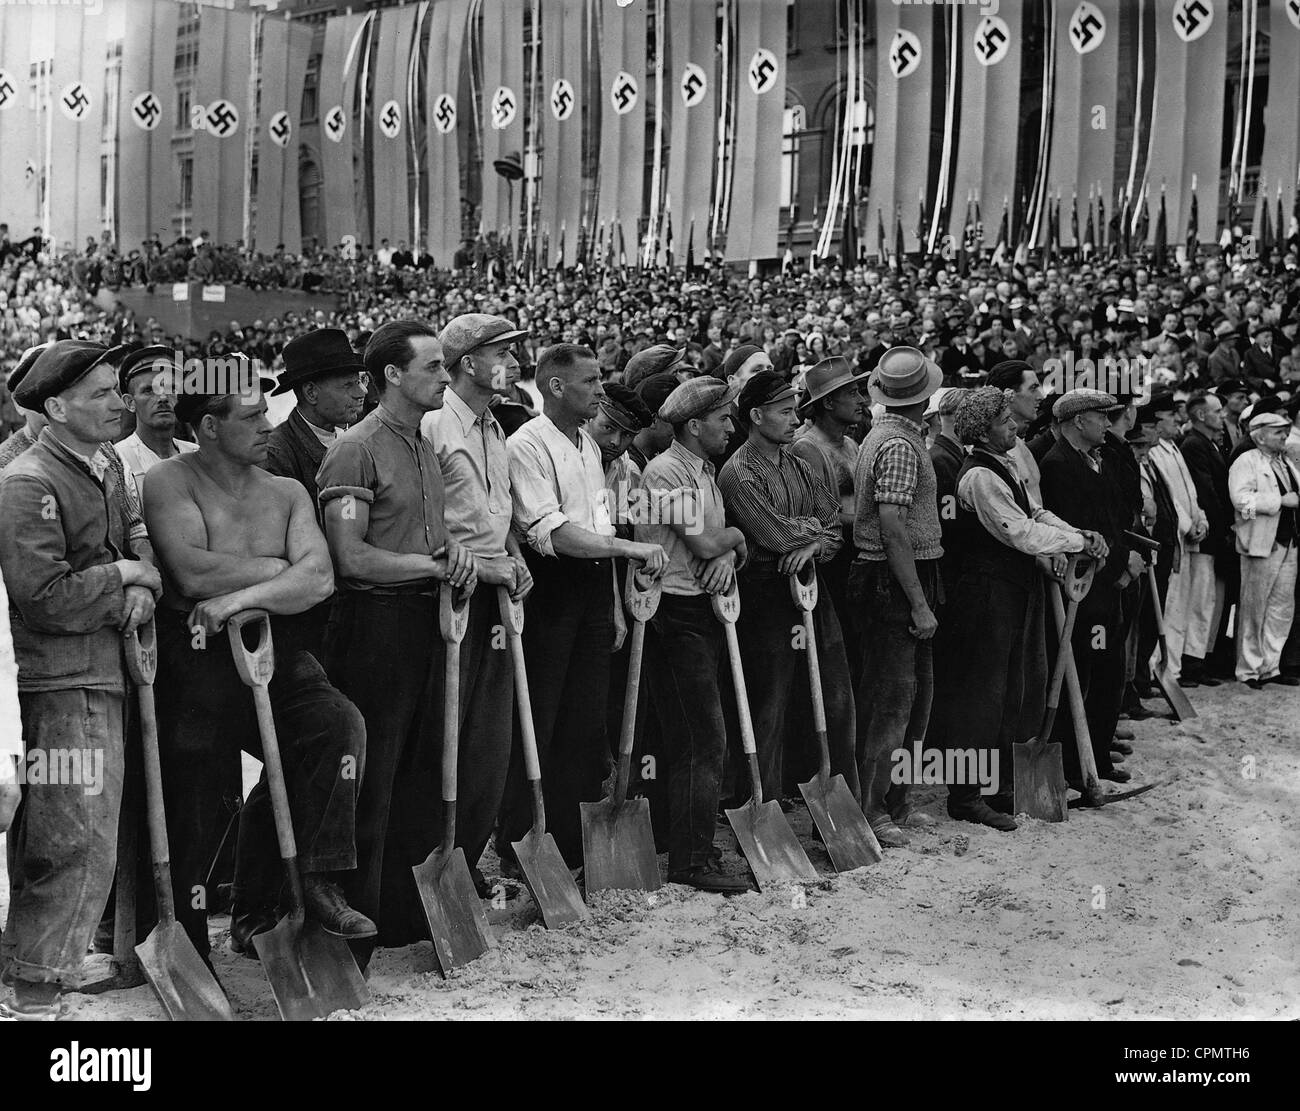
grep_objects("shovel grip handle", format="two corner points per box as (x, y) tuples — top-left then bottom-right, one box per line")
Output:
(124, 619), (157, 686)
(788, 564), (819, 612)
(227, 610), (275, 687)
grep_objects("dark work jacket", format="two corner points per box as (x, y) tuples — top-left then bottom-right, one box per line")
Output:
(1040, 438), (1131, 600)
(1179, 427), (1232, 561)
(265, 408), (329, 522)
(1144, 460), (1181, 574)
(951, 450), (1037, 591)
(1100, 431), (1142, 529)
(930, 433), (965, 594)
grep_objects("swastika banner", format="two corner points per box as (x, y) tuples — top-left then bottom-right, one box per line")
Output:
(425, 0), (471, 267)
(665, 0), (717, 264)
(49, 5), (106, 250)
(0, 2), (37, 233)
(370, 3), (418, 248)
(319, 11), (369, 248)
(725, 0), (787, 261)
(596, 0), (648, 267)
(479, 0), (526, 243)
(118, 0), (178, 248)
(255, 16), (313, 253)
(539, 0), (587, 267)
(193, 6), (254, 246)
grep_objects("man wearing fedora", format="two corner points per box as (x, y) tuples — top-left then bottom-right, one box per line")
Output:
(1242, 323), (1280, 393)
(266, 328), (369, 515)
(423, 313), (534, 894)
(718, 370), (858, 809)
(791, 356), (868, 653)
(850, 347), (945, 847)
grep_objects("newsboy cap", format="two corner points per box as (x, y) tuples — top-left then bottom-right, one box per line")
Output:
(13, 340), (128, 411)
(1051, 388), (1123, 421)
(624, 344), (687, 389)
(438, 313), (528, 372)
(659, 377), (741, 424)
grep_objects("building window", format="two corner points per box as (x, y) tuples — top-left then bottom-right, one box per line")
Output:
(787, 0), (798, 52)
(180, 156), (194, 209)
(177, 85), (191, 130)
(303, 56), (319, 122)
(782, 104), (806, 209)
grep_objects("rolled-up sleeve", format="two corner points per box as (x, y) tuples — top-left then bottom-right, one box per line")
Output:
(0, 474), (126, 634)
(316, 440), (378, 510)
(960, 469), (1084, 556)
(873, 440), (920, 506)
(508, 435), (568, 556)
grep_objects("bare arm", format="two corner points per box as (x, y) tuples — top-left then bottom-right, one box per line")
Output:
(551, 521), (667, 574)
(880, 502), (936, 638)
(144, 463), (291, 598)
(322, 494), (452, 585)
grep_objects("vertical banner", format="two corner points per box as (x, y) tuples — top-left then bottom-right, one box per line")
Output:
(49, 7), (105, 250)
(596, 0), (647, 268)
(539, 0), (587, 267)
(254, 18), (313, 252)
(1260, 0), (1300, 239)
(0, 2), (36, 232)
(193, 6), (254, 246)
(319, 12), (368, 249)
(1044, 0), (1120, 247)
(1144, 0), (1227, 244)
(425, 0), (470, 265)
(370, 4), (418, 248)
(665, 0), (716, 262)
(479, 0), (525, 241)
(947, 4), (1024, 247)
(871, 0), (935, 255)
(118, 0), (178, 249)
(724, 0), (786, 262)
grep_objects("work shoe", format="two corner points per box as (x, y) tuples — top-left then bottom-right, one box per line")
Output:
(669, 864), (752, 894)
(984, 792), (1015, 815)
(869, 819), (911, 848)
(1268, 675), (1300, 687)
(947, 800), (1017, 832)
(1100, 768), (1132, 783)
(1111, 740), (1134, 755)
(1114, 727), (1135, 741)
(302, 875), (377, 940)
(1110, 751), (1126, 764)
(0, 980), (67, 1021)
(229, 906), (278, 958)
(892, 807), (938, 828)
(1177, 675), (1199, 688)
(1245, 678), (1266, 691)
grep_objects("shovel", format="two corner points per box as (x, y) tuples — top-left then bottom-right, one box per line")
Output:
(1123, 530), (1195, 720)
(789, 566), (881, 870)
(497, 587), (588, 928)
(1048, 581), (1105, 807)
(125, 620), (235, 1021)
(412, 586), (493, 973)
(580, 569), (663, 894)
(227, 610), (370, 1021)
(713, 581), (817, 889)
(1012, 555), (1094, 822)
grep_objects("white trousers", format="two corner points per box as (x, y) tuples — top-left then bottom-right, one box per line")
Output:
(1174, 552), (1225, 663)
(1236, 544), (1299, 682)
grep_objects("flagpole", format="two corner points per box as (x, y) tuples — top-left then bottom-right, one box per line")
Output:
(644, 0), (666, 268)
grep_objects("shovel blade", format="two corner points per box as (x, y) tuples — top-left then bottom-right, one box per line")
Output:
(512, 829), (588, 929)
(252, 913), (370, 1021)
(1157, 668), (1197, 721)
(797, 775), (882, 871)
(1012, 738), (1069, 823)
(412, 846), (493, 974)
(579, 796), (662, 894)
(135, 922), (234, 1022)
(725, 799), (818, 889)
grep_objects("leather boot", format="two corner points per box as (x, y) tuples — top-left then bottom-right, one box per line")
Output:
(301, 875), (377, 939)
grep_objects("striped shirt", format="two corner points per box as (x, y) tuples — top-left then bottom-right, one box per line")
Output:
(717, 439), (842, 567)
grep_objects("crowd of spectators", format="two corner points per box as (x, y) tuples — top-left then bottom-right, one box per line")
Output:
(4, 220), (1299, 437)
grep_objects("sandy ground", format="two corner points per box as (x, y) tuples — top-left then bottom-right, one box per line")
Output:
(3, 681), (1297, 1021)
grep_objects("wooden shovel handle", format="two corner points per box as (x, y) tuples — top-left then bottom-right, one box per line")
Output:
(788, 563), (818, 612)
(123, 619), (157, 686)
(227, 609), (274, 687)
(126, 620), (176, 925)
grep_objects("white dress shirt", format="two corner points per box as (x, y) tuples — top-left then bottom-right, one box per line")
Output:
(507, 413), (614, 556)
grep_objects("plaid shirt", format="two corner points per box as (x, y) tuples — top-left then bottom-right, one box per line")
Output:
(871, 415), (923, 506)
(717, 439), (842, 566)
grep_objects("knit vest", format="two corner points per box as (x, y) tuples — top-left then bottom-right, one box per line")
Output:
(952, 450), (1037, 589)
(853, 416), (943, 561)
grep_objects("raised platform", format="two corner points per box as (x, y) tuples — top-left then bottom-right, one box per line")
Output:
(106, 283), (345, 340)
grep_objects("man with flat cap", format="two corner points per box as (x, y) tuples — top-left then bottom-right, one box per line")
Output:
(316, 320), (475, 961)
(114, 345), (198, 496)
(1229, 410), (1300, 689)
(637, 377), (751, 892)
(0, 344), (50, 474)
(0, 340), (161, 1018)
(718, 370), (858, 812)
(623, 343), (690, 392)
(850, 347), (945, 847)
(627, 372), (677, 472)
(421, 312), (533, 894)
(1039, 389), (1144, 789)
(144, 361), (372, 963)
(265, 328), (368, 514)
(497, 343), (667, 871)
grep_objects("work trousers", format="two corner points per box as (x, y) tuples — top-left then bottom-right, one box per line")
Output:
(735, 569), (859, 807)
(323, 591), (441, 953)
(645, 593), (729, 873)
(1049, 586), (1119, 783)
(1162, 551), (1225, 676)
(495, 555), (614, 869)
(155, 608), (363, 958)
(2, 688), (124, 985)
(849, 559), (938, 826)
(1236, 543), (1298, 682)
(931, 571), (1047, 808)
